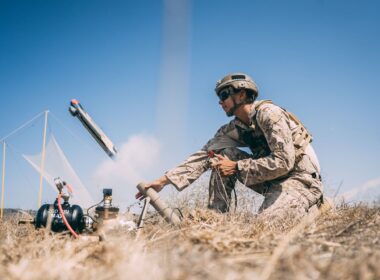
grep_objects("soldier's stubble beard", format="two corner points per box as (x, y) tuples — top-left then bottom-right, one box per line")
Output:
(226, 97), (244, 117)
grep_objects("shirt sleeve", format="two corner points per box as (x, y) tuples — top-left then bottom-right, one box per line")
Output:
(236, 104), (296, 185)
(165, 121), (242, 191)
(165, 150), (210, 191)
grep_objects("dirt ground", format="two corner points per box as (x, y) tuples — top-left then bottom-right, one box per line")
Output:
(1, 199), (379, 280)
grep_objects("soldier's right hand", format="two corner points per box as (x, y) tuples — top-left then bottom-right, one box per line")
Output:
(135, 176), (169, 199)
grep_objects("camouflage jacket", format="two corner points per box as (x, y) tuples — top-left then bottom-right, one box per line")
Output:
(165, 100), (316, 191)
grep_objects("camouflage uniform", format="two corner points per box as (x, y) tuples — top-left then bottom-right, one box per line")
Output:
(165, 100), (323, 222)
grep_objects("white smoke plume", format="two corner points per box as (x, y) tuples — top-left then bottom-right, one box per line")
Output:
(92, 134), (161, 204)
(340, 176), (380, 203)
(156, 0), (191, 155)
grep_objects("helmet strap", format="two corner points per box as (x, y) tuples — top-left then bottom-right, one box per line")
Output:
(226, 94), (245, 117)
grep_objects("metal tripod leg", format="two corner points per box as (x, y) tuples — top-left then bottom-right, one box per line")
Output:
(137, 197), (150, 229)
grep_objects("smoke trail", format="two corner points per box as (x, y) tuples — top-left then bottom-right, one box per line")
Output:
(93, 1), (192, 206)
(155, 0), (191, 168)
(92, 134), (161, 204)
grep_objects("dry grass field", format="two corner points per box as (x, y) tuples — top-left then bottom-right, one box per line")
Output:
(1, 189), (380, 280)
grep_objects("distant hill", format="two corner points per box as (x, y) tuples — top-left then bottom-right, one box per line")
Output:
(2, 208), (36, 216)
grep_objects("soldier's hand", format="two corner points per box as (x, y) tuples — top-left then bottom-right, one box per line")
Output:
(135, 176), (169, 199)
(211, 154), (238, 177)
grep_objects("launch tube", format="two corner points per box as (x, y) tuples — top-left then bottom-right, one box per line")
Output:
(136, 182), (181, 226)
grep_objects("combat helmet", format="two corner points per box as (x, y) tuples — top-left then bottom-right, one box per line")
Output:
(215, 73), (259, 98)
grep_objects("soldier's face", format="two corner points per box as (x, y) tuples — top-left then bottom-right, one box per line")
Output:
(219, 95), (235, 115)
(219, 91), (246, 117)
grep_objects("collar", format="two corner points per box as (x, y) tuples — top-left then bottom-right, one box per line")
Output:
(249, 102), (258, 119)
(233, 103), (256, 130)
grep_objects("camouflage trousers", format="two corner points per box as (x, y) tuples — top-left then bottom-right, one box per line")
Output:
(208, 148), (323, 223)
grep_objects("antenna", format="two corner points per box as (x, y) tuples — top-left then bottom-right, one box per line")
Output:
(37, 110), (49, 208)
(1, 141), (6, 219)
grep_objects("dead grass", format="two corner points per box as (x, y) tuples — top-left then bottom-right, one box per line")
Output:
(1, 199), (379, 280)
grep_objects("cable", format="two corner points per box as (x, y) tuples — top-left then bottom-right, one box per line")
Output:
(85, 198), (104, 223)
(0, 111), (45, 142)
(86, 198), (104, 214)
(57, 193), (79, 238)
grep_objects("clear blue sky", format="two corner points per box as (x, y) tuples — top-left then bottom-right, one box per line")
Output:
(1, 0), (379, 208)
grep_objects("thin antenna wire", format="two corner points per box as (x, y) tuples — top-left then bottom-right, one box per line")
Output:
(38, 111), (49, 208)
(0, 111), (45, 142)
(1, 141), (6, 219)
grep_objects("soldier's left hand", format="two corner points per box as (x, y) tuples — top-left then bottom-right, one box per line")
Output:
(211, 154), (237, 176)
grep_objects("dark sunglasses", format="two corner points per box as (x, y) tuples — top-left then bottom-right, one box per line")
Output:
(217, 87), (235, 101)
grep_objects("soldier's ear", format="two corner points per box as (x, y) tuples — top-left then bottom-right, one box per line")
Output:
(238, 90), (247, 101)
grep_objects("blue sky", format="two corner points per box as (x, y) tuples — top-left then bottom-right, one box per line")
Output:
(1, 0), (379, 208)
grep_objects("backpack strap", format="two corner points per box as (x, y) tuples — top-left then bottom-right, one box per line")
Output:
(254, 99), (273, 110)
(254, 100), (313, 159)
